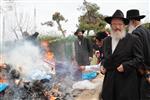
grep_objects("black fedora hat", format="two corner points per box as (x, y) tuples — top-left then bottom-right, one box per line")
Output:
(105, 9), (129, 25)
(126, 9), (145, 20)
(96, 32), (108, 41)
(74, 29), (85, 35)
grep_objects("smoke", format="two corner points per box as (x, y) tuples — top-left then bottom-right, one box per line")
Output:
(4, 41), (52, 81)
(2, 40), (78, 82)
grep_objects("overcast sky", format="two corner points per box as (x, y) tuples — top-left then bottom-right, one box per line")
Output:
(1, 0), (150, 40)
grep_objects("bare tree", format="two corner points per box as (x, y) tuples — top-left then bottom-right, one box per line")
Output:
(10, 6), (34, 39)
(0, 0), (15, 39)
(1, 0), (34, 40)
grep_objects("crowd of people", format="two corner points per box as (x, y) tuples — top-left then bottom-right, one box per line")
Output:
(73, 9), (150, 100)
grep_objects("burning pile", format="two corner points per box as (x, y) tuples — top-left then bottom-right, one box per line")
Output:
(0, 62), (76, 100)
(1, 39), (103, 100)
(0, 41), (79, 100)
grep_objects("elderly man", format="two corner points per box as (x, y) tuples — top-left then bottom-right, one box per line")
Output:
(127, 9), (150, 100)
(100, 9), (143, 100)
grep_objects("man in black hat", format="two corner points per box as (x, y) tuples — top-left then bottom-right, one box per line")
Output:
(95, 31), (108, 63)
(74, 29), (93, 67)
(127, 9), (150, 100)
(100, 9), (143, 100)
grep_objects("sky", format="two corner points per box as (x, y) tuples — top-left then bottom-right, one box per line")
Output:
(1, 0), (150, 40)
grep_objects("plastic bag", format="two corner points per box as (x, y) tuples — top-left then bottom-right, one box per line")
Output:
(82, 71), (97, 80)
(0, 83), (9, 92)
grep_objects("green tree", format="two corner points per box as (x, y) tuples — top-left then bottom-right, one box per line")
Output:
(52, 12), (66, 37)
(142, 22), (150, 30)
(78, 0), (106, 36)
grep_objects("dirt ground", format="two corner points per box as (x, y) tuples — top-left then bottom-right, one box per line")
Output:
(75, 74), (104, 100)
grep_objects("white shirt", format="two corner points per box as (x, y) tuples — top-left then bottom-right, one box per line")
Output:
(111, 38), (120, 54)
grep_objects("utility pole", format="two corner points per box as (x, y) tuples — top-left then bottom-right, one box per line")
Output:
(34, 6), (36, 33)
(2, 14), (5, 42)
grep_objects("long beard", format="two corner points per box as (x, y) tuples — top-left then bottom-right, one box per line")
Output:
(128, 25), (136, 33)
(110, 29), (126, 40)
(78, 36), (83, 40)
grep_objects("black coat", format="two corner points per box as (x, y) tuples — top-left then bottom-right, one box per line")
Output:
(132, 25), (150, 69)
(74, 37), (92, 66)
(101, 33), (143, 100)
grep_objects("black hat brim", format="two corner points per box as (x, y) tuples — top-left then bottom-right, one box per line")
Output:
(96, 32), (108, 40)
(128, 15), (145, 20)
(105, 17), (129, 25)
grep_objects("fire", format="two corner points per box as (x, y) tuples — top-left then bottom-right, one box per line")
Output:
(0, 79), (7, 83)
(40, 40), (55, 62)
(0, 55), (7, 83)
(41, 40), (56, 74)
(46, 84), (62, 100)
(49, 95), (56, 100)
(44, 51), (55, 61)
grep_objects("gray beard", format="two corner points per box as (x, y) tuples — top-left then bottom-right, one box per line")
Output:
(128, 25), (136, 33)
(110, 29), (126, 40)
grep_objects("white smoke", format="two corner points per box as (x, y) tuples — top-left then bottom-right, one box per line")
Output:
(5, 41), (52, 81)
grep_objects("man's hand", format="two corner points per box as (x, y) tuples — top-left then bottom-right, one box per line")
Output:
(117, 64), (124, 72)
(146, 77), (150, 84)
(146, 71), (150, 84)
(79, 66), (85, 71)
(95, 50), (100, 58)
(100, 66), (106, 74)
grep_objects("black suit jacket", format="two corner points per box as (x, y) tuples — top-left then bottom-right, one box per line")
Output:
(132, 25), (150, 69)
(74, 37), (92, 65)
(101, 33), (143, 100)
(102, 33), (143, 72)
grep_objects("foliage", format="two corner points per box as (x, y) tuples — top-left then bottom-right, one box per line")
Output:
(78, 1), (107, 35)
(38, 34), (76, 61)
(52, 12), (66, 37)
(142, 22), (150, 30)
(41, 21), (54, 27)
(38, 35), (60, 42)
(52, 12), (65, 22)
(38, 34), (76, 43)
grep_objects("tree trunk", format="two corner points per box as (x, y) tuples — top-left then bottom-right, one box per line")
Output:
(56, 21), (65, 37)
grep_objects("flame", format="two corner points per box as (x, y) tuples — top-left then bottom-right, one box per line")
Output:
(0, 73), (7, 83)
(49, 95), (56, 100)
(41, 40), (56, 74)
(41, 40), (55, 61)
(0, 79), (7, 83)
(0, 55), (7, 83)
(44, 51), (54, 61)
